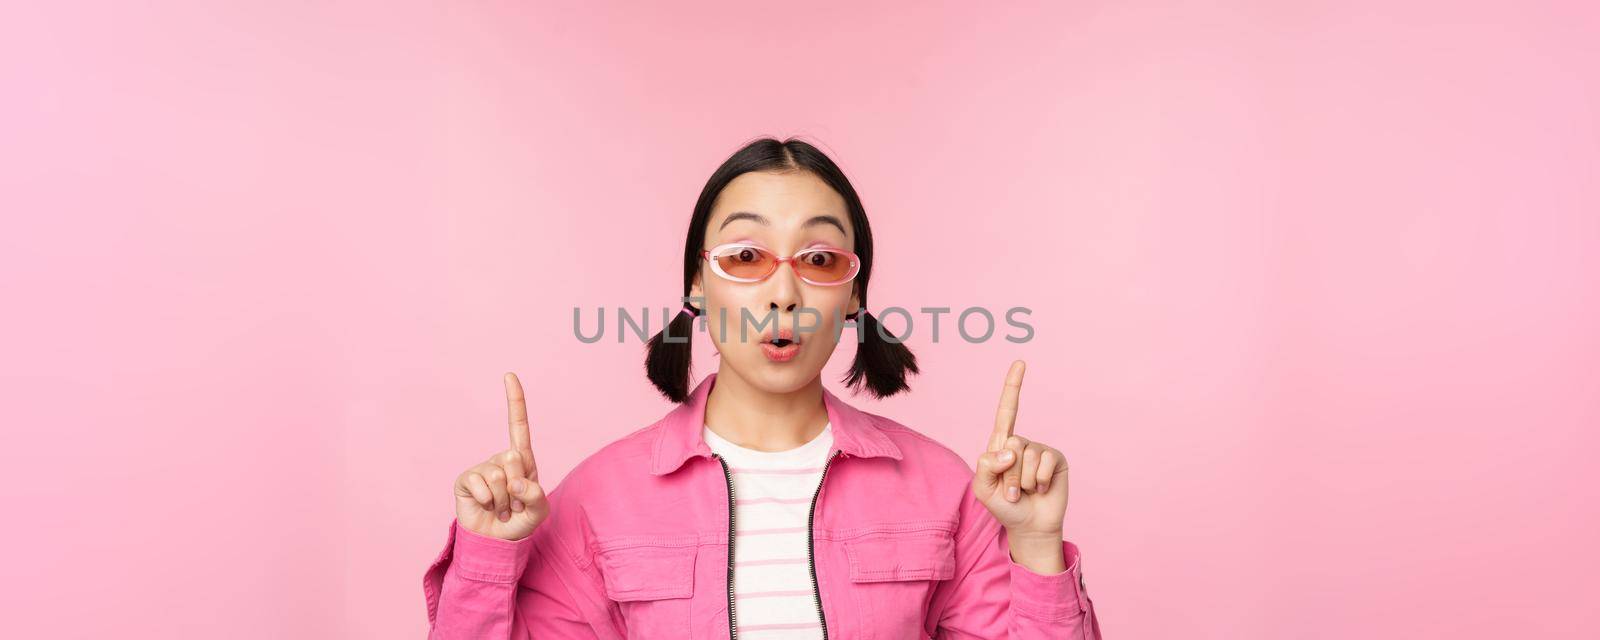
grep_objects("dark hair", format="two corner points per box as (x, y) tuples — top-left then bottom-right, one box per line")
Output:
(644, 136), (919, 403)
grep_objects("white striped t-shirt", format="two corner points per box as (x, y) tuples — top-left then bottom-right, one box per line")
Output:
(704, 422), (834, 639)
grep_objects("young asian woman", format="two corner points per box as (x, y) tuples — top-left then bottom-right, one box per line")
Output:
(425, 137), (1102, 639)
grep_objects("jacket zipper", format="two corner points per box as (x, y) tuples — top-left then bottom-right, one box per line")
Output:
(807, 450), (840, 640)
(714, 453), (739, 640)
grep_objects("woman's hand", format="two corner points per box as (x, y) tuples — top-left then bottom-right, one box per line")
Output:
(453, 372), (550, 541)
(972, 360), (1071, 574)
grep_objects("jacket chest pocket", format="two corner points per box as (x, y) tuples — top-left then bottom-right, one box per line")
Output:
(842, 529), (956, 639)
(597, 544), (697, 640)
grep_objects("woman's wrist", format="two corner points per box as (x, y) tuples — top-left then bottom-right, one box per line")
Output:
(1006, 528), (1067, 574)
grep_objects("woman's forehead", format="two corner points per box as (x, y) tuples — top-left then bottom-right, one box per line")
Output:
(709, 171), (852, 240)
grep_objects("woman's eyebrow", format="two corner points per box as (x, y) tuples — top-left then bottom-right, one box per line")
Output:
(719, 211), (847, 235)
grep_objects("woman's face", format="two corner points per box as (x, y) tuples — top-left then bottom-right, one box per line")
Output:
(691, 170), (861, 395)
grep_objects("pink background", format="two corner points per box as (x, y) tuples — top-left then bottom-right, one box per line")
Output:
(3, 1), (1597, 637)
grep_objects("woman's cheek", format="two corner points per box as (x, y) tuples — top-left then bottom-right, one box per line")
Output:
(807, 321), (842, 365)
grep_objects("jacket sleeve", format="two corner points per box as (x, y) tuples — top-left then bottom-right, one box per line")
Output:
(927, 488), (1102, 639)
(422, 484), (621, 639)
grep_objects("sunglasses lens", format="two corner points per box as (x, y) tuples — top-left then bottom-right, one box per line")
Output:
(712, 246), (775, 280)
(795, 249), (857, 284)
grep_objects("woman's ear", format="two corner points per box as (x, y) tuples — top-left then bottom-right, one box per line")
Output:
(688, 269), (705, 308)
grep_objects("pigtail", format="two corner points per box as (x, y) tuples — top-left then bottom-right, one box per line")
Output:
(843, 309), (919, 398)
(645, 306), (697, 403)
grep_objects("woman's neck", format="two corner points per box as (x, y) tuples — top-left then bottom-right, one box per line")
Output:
(704, 366), (830, 452)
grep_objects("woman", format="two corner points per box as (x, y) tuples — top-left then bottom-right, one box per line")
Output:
(423, 138), (1102, 639)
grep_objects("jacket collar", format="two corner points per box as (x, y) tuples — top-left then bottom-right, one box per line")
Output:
(649, 372), (903, 475)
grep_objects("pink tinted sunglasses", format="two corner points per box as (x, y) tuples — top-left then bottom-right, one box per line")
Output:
(700, 242), (860, 286)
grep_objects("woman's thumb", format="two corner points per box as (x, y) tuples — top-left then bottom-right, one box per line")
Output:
(510, 476), (545, 503)
(973, 449), (1016, 494)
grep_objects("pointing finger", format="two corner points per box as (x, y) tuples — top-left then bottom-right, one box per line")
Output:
(990, 360), (1026, 452)
(505, 372), (534, 473)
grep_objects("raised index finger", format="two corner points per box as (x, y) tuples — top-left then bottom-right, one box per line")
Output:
(504, 372), (533, 464)
(989, 360), (1026, 451)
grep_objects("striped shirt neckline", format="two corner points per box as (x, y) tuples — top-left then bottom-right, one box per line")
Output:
(704, 422), (834, 638)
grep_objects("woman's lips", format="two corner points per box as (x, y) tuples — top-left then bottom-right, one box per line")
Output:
(761, 340), (801, 362)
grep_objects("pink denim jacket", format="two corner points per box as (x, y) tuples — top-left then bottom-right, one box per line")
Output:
(423, 373), (1102, 639)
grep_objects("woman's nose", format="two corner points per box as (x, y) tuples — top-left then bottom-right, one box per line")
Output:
(767, 259), (801, 313)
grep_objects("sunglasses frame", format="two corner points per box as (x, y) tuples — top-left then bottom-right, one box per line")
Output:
(700, 242), (861, 286)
